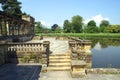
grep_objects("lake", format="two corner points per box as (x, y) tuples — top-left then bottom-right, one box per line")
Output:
(89, 38), (120, 68)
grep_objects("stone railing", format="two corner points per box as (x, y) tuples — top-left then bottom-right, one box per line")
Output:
(0, 41), (50, 66)
(69, 39), (92, 53)
(7, 43), (43, 52)
(68, 37), (92, 78)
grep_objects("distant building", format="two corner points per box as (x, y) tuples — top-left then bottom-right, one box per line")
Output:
(0, 11), (35, 42)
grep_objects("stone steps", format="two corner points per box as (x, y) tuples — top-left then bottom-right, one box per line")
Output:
(49, 59), (71, 63)
(47, 67), (71, 71)
(49, 54), (70, 59)
(49, 63), (71, 67)
(47, 53), (71, 71)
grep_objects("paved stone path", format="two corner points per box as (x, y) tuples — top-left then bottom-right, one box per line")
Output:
(39, 71), (120, 80)
(0, 64), (42, 80)
(43, 37), (69, 54)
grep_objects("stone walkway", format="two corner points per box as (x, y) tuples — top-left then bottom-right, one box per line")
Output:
(43, 37), (69, 54)
(39, 71), (120, 80)
(0, 64), (42, 80)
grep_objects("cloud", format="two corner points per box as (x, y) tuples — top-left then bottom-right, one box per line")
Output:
(94, 42), (102, 51)
(40, 20), (51, 28)
(40, 20), (63, 28)
(84, 14), (109, 26)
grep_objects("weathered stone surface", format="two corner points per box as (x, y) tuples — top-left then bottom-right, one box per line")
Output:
(87, 68), (120, 74)
(71, 69), (86, 78)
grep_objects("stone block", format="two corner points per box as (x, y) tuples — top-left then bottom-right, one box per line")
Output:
(70, 69), (86, 78)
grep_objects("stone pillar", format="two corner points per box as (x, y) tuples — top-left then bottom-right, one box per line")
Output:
(69, 39), (92, 78)
(82, 41), (92, 53)
(6, 22), (9, 35)
(41, 41), (50, 72)
(0, 41), (8, 65)
(0, 19), (2, 36)
(68, 41), (76, 52)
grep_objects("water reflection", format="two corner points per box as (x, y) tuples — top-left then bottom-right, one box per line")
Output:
(88, 38), (120, 68)
(88, 38), (120, 48)
(94, 42), (102, 51)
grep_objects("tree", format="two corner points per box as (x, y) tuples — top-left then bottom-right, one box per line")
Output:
(51, 24), (58, 31)
(35, 22), (43, 33)
(86, 20), (98, 33)
(0, 0), (7, 4)
(63, 20), (73, 33)
(100, 20), (109, 32)
(105, 25), (120, 33)
(55, 27), (63, 33)
(35, 21), (52, 33)
(71, 15), (83, 33)
(1, 0), (22, 18)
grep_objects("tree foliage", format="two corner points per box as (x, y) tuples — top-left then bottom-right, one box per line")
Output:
(51, 24), (58, 31)
(55, 27), (63, 33)
(105, 25), (120, 33)
(71, 15), (83, 33)
(63, 15), (83, 33)
(1, 0), (22, 18)
(0, 0), (7, 4)
(86, 20), (99, 33)
(100, 20), (109, 32)
(35, 22), (43, 33)
(63, 20), (72, 33)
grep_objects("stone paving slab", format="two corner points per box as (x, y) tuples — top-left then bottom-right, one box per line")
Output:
(39, 71), (120, 80)
(0, 64), (42, 80)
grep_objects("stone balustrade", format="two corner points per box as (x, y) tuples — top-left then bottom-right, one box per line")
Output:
(68, 37), (92, 78)
(7, 43), (43, 52)
(0, 41), (50, 66)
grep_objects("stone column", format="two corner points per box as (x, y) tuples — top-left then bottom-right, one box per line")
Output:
(41, 41), (50, 72)
(6, 21), (9, 35)
(0, 19), (2, 36)
(0, 41), (8, 65)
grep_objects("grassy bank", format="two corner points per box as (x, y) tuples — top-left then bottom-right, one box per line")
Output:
(36, 33), (120, 38)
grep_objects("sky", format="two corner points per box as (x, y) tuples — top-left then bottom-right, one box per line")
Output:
(1, 0), (120, 28)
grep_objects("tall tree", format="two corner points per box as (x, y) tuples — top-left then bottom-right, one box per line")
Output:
(71, 15), (83, 33)
(51, 24), (58, 31)
(63, 20), (73, 33)
(86, 20), (98, 33)
(1, 0), (22, 18)
(100, 20), (109, 33)
(35, 22), (43, 33)
(0, 0), (7, 4)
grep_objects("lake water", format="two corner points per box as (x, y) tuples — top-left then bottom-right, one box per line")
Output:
(90, 38), (120, 68)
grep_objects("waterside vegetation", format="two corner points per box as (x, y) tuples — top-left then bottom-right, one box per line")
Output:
(36, 33), (120, 38)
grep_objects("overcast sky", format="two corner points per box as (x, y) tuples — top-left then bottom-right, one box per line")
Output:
(1, 0), (120, 28)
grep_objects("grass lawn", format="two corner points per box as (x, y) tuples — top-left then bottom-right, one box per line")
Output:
(36, 33), (120, 38)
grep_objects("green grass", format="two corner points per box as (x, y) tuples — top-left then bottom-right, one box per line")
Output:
(36, 33), (120, 38)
